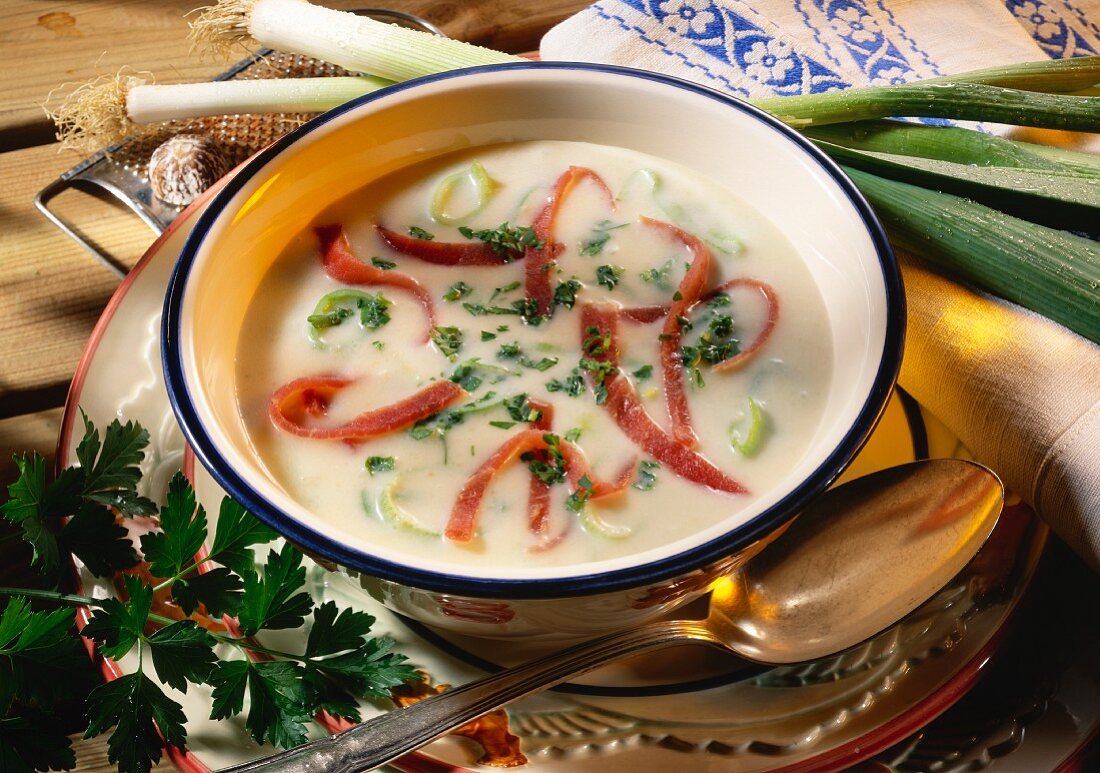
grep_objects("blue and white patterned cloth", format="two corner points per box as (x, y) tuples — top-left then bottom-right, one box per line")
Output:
(541, 0), (1100, 99)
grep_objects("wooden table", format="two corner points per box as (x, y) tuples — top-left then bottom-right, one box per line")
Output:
(0, 3), (1096, 772)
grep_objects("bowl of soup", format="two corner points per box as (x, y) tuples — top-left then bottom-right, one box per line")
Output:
(163, 63), (903, 639)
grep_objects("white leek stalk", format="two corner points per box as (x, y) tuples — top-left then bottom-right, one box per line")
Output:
(190, 0), (521, 81)
(47, 72), (389, 150)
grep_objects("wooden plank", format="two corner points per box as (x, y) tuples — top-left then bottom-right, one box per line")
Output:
(0, 143), (150, 408)
(0, 0), (586, 141)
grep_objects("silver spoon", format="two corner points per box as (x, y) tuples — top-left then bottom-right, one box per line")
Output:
(220, 458), (1003, 773)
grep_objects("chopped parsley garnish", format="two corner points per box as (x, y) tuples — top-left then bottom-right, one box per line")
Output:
(546, 368), (585, 397)
(497, 342), (558, 372)
(462, 298), (539, 319)
(564, 427), (583, 443)
(364, 456), (395, 476)
(578, 325), (617, 405)
(497, 324), (510, 332)
(680, 297), (741, 387)
(521, 433), (567, 486)
(448, 362), (483, 392)
(579, 220), (626, 256)
(480, 330), (497, 341)
(408, 226), (434, 240)
(640, 258), (676, 290)
(307, 290), (391, 333)
(496, 341), (522, 360)
(429, 325), (464, 360)
(553, 278), (583, 309)
(596, 264), (624, 290)
(458, 222), (543, 261)
(632, 460), (660, 491)
(372, 341), (385, 351)
(503, 394), (543, 424)
(489, 420), (516, 430)
(443, 281), (473, 302)
(489, 280), (521, 301)
(632, 364), (653, 380)
(359, 294), (393, 330)
(566, 475), (595, 512)
(370, 257), (396, 270)
(409, 391), (501, 460)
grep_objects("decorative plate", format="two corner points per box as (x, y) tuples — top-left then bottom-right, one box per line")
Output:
(58, 185), (1050, 772)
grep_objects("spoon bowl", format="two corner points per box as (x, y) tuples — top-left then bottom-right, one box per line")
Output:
(219, 458), (1003, 773)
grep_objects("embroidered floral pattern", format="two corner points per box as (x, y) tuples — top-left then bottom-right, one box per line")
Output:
(743, 39), (797, 82)
(620, 0), (851, 94)
(830, 6), (880, 43)
(658, 0), (720, 36)
(1003, 0), (1098, 56)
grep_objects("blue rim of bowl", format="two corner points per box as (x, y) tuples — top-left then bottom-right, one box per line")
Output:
(163, 61), (905, 600)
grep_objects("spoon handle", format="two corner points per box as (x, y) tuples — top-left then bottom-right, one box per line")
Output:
(217, 619), (719, 773)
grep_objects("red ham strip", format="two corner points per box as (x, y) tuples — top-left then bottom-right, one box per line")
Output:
(526, 399), (554, 538)
(580, 303), (748, 496)
(375, 225), (511, 266)
(269, 376), (466, 441)
(620, 277), (780, 373)
(641, 216), (714, 449)
(315, 225), (437, 337)
(447, 428), (634, 543)
(526, 166), (615, 317)
(710, 278), (780, 373)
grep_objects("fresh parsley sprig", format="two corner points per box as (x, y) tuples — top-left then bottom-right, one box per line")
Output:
(0, 418), (418, 773)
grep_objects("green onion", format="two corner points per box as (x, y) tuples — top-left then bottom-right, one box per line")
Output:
(47, 72), (392, 151)
(846, 167), (1100, 344)
(430, 161), (498, 225)
(752, 82), (1100, 132)
(368, 483), (438, 537)
(919, 55), (1100, 93)
(815, 139), (1100, 231)
(729, 397), (767, 457)
(803, 120), (1068, 170)
(190, 0), (519, 82)
(578, 505), (631, 539)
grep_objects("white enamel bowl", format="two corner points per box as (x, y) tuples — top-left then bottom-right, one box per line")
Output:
(163, 63), (904, 639)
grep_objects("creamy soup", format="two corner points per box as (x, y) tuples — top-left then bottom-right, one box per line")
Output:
(236, 141), (833, 569)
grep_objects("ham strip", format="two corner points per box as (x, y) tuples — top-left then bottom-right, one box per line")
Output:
(526, 167), (615, 317)
(375, 225), (512, 266)
(581, 303), (748, 496)
(270, 376), (466, 441)
(316, 225), (437, 337)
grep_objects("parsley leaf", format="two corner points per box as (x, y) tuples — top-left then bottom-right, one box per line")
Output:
(553, 278), (583, 309)
(58, 500), (137, 578)
(146, 621), (218, 694)
(632, 364), (654, 380)
(172, 567), (243, 617)
(0, 710), (76, 773)
(139, 473), (206, 581)
(84, 671), (187, 773)
(370, 257), (396, 270)
(579, 220), (625, 256)
(1, 454), (61, 577)
(365, 456), (396, 476)
(632, 460), (661, 491)
(81, 575), (152, 661)
(595, 264), (624, 290)
(242, 663), (312, 749)
(458, 222), (543, 260)
(442, 281), (473, 302)
(76, 415), (156, 516)
(546, 368), (585, 397)
(207, 497), (278, 577)
(237, 544), (313, 636)
(566, 475), (595, 512)
(640, 258), (676, 290)
(429, 325), (463, 360)
(408, 226), (434, 240)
